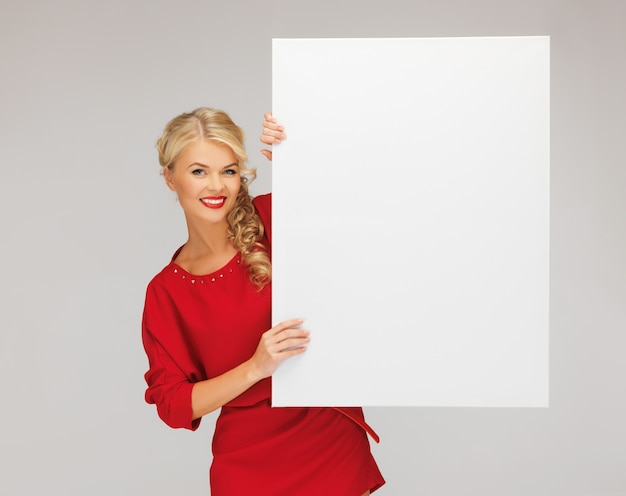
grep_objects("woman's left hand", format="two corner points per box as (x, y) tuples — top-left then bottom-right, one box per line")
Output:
(260, 112), (286, 161)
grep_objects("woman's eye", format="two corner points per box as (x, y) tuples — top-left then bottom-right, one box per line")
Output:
(191, 169), (205, 175)
(223, 169), (237, 176)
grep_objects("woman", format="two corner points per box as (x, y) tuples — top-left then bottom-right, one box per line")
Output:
(142, 107), (385, 495)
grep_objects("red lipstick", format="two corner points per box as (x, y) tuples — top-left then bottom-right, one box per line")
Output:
(200, 196), (226, 209)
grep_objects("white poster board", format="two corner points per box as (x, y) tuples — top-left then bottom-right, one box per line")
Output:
(271, 37), (550, 407)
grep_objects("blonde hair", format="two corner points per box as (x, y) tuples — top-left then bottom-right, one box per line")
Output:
(156, 107), (271, 288)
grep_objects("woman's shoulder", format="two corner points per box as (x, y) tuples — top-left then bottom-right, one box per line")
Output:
(145, 262), (174, 295)
(252, 193), (272, 241)
(252, 192), (271, 213)
(144, 248), (184, 295)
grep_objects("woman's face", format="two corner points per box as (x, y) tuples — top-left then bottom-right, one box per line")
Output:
(165, 140), (241, 227)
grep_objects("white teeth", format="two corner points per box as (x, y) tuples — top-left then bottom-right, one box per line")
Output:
(201, 198), (224, 205)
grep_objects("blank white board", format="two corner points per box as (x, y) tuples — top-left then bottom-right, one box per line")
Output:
(271, 37), (549, 407)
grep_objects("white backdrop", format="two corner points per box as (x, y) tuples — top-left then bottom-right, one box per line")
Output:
(272, 36), (550, 407)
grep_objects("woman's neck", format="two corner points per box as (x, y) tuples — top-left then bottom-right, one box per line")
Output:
(176, 218), (238, 275)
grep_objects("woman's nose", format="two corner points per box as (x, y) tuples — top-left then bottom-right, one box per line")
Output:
(205, 172), (224, 192)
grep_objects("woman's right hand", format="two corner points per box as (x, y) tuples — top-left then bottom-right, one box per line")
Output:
(248, 318), (309, 381)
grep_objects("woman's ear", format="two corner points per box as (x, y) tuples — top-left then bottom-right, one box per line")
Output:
(163, 167), (176, 191)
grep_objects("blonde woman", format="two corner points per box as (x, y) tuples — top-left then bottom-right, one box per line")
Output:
(142, 107), (385, 495)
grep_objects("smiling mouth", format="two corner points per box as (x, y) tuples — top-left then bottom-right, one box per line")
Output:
(200, 197), (226, 208)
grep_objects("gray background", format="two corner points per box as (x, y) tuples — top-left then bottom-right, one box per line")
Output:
(0, 0), (624, 494)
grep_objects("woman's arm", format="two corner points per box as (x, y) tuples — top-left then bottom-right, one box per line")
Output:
(260, 112), (286, 161)
(143, 283), (308, 428)
(191, 318), (309, 418)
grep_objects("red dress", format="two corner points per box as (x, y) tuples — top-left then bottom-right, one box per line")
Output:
(142, 194), (385, 495)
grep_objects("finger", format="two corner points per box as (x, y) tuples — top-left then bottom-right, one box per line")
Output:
(261, 114), (284, 133)
(278, 339), (310, 354)
(274, 331), (310, 349)
(268, 346), (307, 364)
(269, 318), (304, 336)
(262, 119), (282, 130)
(280, 317), (305, 327)
(260, 128), (285, 145)
(260, 134), (282, 145)
(262, 126), (285, 139)
(263, 335), (308, 358)
(263, 118), (283, 129)
(273, 329), (309, 346)
(278, 344), (308, 357)
(260, 149), (273, 161)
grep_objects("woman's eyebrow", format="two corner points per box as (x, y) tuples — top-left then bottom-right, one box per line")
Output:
(186, 162), (238, 169)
